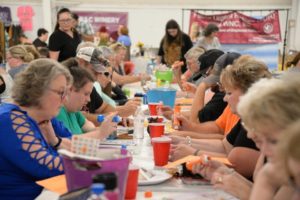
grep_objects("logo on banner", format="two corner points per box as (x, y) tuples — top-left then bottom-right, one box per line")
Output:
(263, 23), (273, 34)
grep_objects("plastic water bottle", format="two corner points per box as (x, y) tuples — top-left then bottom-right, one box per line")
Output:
(93, 173), (119, 200)
(146, 59), (155, 76)
(88, 183), (108, 200)
(133, 106), (145, 139)
(97, 115), (121, 139)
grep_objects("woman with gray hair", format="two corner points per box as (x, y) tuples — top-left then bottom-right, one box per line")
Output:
(0, 58), (118, 199)
(172, 46), (205, 88)
(0, 58), (72, 199)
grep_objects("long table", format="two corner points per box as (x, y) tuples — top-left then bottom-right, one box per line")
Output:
(36, 82), (237, 200)
(36, 136), (236, 200)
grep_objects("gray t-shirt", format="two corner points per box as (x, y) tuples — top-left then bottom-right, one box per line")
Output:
(195, 36), (221, 50)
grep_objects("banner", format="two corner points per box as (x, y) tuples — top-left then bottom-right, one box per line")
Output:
(74, 11), (128, 34)
(190, 11), (281, 44)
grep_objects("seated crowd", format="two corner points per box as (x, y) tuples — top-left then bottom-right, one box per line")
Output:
(0, 7), (300, 200)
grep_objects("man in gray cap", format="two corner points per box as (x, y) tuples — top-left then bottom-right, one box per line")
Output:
(75, 46), (139, 124)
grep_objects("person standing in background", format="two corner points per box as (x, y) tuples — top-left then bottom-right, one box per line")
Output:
(97, 25), (110, 46)
(195, 23), (221, 50)
(72, 13), (95, 42)
(117, 26), (131, 61)
(157, 19), (193, 73)
(48, 8), (81, 62)
(32, 28), (48, 49)
(189, 22), (201, 44)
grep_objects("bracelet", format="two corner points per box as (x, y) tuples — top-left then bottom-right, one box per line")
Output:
(52, 137), (62, 149)
(194, 149), (201, 156)
(186, 136), (192, 146)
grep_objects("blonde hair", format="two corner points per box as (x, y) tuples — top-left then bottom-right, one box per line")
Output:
(8, 45), (34, 63)
(278, 120), (300, 177)
(220, 56), (271, 93)
(238, 74), (300, 135)
(109, 42), (126, 53)
(23, 44), (40, 59)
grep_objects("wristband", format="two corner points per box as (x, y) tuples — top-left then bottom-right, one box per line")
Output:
(194, 149), (201, 156)
(53, 137), (62, 149)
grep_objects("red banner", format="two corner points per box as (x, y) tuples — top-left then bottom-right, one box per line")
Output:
(190, 11), (281, 44)
(75, 11), (128, 34)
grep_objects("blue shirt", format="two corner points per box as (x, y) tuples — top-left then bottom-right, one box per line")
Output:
(0, 103), (72, 200)
(117, 35), (131, 46)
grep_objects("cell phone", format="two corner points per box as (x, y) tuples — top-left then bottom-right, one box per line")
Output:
(59, 187), (90, 200)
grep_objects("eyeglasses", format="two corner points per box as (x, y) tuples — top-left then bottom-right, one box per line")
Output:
(48, 88), (68, 100)
(59, 18), (73, 23)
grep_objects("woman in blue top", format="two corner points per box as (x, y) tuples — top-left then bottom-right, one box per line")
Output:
(0, 59), (74, 199)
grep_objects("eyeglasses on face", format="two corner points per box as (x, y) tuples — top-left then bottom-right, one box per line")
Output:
(59, 18), (73, 23)
(48, 88), (68, 100)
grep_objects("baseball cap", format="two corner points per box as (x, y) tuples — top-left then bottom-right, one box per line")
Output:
(198, 49), (224, 71)
(203, 52), (241, 84)
(76, 47), (109, 72)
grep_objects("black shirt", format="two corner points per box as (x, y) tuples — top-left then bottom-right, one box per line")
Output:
(226, 120), (259, 150)
(48, 29), (81, 62)
(111, 85), (128, 105)
(198, 92), (228, 122)
(32, 38), (47, 49)
(87, 87), (104, 113)
(158, 32), (193, 73)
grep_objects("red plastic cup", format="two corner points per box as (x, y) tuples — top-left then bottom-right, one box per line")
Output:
(152, 136), (172, 166)
(148, 123), (165, 139)
(148, 102), (163, 116)
(125, 165), (139, 199)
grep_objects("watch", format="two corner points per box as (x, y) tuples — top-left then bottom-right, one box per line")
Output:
(53, 137), (62, 149)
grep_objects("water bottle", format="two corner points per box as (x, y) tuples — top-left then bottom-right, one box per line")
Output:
(97, 115), (121, 139)
(133, 106), (145, 139)
(93, 173), (119, 200)
(88, 183), (108, 200)
(146, 60), (155, 76)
